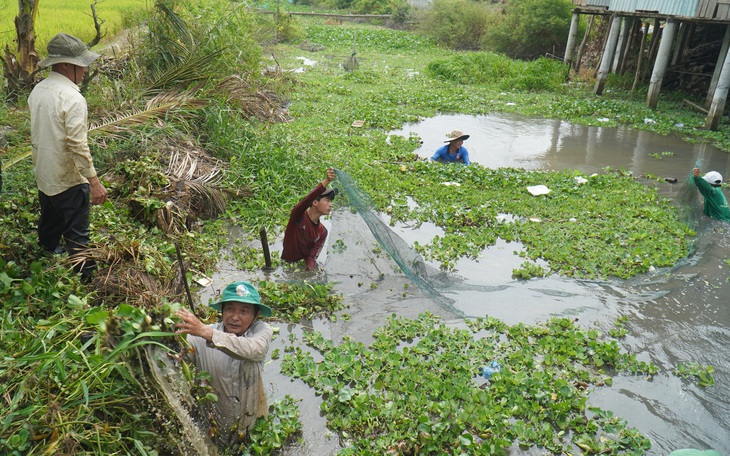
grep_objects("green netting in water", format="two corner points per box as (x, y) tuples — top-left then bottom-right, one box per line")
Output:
(676, 161), (703, 231)
(335, 170), (508, 317)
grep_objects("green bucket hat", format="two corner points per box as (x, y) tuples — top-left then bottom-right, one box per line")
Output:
(210, 281), (272, 317)
(38, 33), (100, 68)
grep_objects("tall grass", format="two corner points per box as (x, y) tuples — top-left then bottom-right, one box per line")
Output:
(427, 52), (568, 91)
(0, 0), (150, 52)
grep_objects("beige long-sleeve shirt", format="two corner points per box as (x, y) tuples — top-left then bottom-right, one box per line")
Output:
(29, 71), (97, 196)
(187, 319), (272, 444)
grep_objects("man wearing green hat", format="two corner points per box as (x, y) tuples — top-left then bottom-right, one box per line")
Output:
(28, 33), (108, 281)
(175, 281), (273, 445)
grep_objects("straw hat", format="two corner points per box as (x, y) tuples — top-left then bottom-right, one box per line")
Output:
(38, 33), (100, 68)
(444, 130), (470, 143)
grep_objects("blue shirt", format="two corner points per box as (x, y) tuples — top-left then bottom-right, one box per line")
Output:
(431, 144), (470, 165)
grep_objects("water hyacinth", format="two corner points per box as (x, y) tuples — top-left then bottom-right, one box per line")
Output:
(281, 312), (655, 454)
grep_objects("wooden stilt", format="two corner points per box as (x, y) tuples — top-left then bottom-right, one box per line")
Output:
(705, 38), (730, 130)
(574, 15), (595, 75)
(595, 15), (622, 95)
(646, 18), (662, 70)
(706, 25), (730, 109)
(612, 17), (630, 72)
(631, 21), (649, 95)
(619, 18), (638, 75)
(671, 21), (689, 66)
(564, 12), (580, 68)
(647, 18), (678, 109)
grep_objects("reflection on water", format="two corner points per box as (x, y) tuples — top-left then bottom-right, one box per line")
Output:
(389, 113), (730, 455)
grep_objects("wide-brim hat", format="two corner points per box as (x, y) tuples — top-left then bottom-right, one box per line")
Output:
(38, 33), (100, 68)
(444, 130), (470, 142)
(210, 281), (272, 317)
(319, 187), (339, 200)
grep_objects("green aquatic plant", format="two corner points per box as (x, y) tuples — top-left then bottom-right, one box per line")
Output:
(256, 280), (346, 322)
(674, 362), (715, 388)
(607, 315), (629, 339)
(511, 261), (547, 280)
(281, 312), (654, 454)
(384, 164), (694, 277)
(240, 396), (303, 456)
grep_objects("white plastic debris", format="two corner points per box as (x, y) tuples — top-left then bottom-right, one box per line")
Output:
(442, 182), (461, 187)
(644, 118), (656, 124)
(296, 56), (317, 66)
(527, 185), (550, 196)
(574, 176), (588, 184)
(597, 117), (610, 122)
(506, 102), (517, 106)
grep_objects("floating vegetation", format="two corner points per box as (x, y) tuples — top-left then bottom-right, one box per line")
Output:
(674, 362), (715, 388)
(281, 312), (655, 454)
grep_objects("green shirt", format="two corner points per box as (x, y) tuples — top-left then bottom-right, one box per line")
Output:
(693, 176), (730, 221)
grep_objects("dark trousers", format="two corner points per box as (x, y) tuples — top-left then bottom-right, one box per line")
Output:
(38, 184), (94, 276)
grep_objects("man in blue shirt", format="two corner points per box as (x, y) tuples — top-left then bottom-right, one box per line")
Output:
(431, 130), (471, 165)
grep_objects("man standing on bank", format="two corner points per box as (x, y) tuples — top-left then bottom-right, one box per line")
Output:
(281, 167), (338, 270)
(29, 33), (108, 281)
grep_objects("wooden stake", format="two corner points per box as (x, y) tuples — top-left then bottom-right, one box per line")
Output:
(259, 227), (273, 270)
(175, 243), (196, 314)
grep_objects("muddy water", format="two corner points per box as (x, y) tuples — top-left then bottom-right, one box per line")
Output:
(201, 113), (729, 455)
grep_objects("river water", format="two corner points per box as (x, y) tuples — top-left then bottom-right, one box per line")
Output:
(202, 113), (729, 455)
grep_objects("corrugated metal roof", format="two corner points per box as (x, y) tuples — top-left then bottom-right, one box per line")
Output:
(583, 0), (699, 16)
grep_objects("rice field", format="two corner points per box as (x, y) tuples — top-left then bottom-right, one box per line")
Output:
(0, 0), (151, 52)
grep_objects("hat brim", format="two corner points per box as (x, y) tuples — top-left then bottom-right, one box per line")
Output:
(210, 299), (272, 317)
(319, 188), (339, 199)
(444, 135), (470, 143)
(38, 50), (100, 69)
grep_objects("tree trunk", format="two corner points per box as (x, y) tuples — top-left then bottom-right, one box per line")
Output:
(2, 0), (39, 101)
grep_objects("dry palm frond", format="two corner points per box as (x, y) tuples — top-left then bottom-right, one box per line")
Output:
(217, 75), (290, 122)
(65, 236), (182, 308)
(95, 263), (173, 308)
(66, 237), (144, 274)
(182, 179), (227, 217)
(167, 148), (224, 183)
(89, 92), (205, 133)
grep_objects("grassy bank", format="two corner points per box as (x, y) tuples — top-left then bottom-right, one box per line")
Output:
(0, 3), (720, 454)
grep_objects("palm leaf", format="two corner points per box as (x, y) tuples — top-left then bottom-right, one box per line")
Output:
(89, 92), (205, 133)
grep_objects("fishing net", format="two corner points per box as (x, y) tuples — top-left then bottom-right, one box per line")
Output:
(333, 170), (506, 316)
(675, 160), (703, 231)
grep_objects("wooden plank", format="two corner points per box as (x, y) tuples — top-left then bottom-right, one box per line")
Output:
(718, 4), (730, 19)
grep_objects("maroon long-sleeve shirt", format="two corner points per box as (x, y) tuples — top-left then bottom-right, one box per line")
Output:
(281, 183), (328, 269)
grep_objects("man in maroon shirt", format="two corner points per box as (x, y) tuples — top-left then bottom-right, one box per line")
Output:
(281, 167), (338, 270)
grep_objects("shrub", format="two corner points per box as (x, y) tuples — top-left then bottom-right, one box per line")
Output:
(481, 0), (573, 59)
(427, 51), (567, 91)
(415, 0), (494, 50)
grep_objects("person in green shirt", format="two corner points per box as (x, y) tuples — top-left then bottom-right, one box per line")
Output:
(692, 168), (730, 222)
